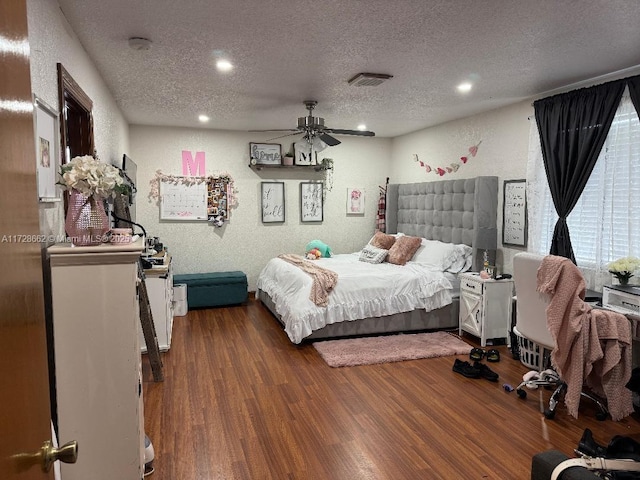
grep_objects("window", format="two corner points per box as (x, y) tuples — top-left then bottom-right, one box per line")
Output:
(528, 92), (640, 286)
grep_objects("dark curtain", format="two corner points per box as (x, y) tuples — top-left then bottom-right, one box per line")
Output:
(534, 80), (625, 263)
(627, 76), (640, 123)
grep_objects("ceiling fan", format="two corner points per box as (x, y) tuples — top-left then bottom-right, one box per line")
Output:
(251, 100), (375, 147)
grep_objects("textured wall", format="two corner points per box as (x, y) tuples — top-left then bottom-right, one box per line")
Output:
(390, 100), (534, 274)
(27, 0), (130, 238)
(130, 126), (391, 290)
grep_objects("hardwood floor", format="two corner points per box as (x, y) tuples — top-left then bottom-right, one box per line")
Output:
(143, 298), (640, 479)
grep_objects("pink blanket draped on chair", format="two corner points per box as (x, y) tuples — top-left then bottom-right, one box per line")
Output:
(278, 254), (338, 307)
(537, 255), (633, 421)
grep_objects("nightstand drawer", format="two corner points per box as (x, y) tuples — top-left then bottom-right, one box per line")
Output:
(460, 275), (484, 295)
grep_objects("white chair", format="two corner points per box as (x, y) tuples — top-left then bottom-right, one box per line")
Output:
(512, 252), (608, 420)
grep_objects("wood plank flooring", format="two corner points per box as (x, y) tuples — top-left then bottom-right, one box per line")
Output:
(143, 298), (640, 479)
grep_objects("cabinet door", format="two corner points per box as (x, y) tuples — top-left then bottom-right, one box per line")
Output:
(460, 291), (482, 336)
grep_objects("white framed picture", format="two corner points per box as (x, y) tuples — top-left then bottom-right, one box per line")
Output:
(294, 140), (313, 166)
(347, 187), (365, 214)
(261, 182), (285, 223)
(300, 182), (323, 222)
(34, 96), (62, 202)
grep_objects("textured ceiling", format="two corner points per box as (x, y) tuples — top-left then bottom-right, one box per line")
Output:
(56, 0), (640, 138)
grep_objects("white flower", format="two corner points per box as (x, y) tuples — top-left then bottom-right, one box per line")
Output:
(608, 257), (640, 274)
(58, 155), (124, 198)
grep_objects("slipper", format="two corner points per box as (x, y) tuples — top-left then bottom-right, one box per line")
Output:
(469, 347), (485, 361)
(486, 349), (500, 362)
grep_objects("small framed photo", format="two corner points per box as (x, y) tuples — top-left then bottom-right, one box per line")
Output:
(250, 142), (282, 166)
(34, 96), (61, 202)
(347, 187), (365, 214)
(294, 141), (313, 166)
(300, 182), (323, 222)
(261, 182), (285, 223)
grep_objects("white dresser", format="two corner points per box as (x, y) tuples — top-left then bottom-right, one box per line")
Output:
(458, 272), (514, 347)
(141, 256), (174, 352)
(48, 239), (145, 480)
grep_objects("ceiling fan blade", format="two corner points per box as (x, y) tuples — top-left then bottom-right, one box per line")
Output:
(326, 128), (375, 137)
(265, 131), (303, 142)
(319, 133), (341, 146)
(248, 129), (299, 133)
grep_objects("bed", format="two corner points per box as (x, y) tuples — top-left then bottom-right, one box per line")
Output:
(257, 176), (498, 344)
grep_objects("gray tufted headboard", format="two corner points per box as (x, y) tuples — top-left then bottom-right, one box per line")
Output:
(385, 176), (498, 271)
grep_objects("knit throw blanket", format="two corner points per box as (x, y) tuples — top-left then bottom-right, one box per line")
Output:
(278, 254), (338, 307)
(538, 255), (633, 421)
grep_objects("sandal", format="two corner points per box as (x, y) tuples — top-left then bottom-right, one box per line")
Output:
(486, 349), (500, 362)
(469, 347), (485, 361)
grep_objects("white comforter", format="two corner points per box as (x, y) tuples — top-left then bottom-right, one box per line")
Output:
(256, 253), (453, 343)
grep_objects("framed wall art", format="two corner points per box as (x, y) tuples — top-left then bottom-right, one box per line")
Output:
(502, 179), (527, 247)
(293, 140), (313, 166)
(261, 182), (285, 223)
(250, 143), (282, 166)
(34, 95), (61, 202)
(300, 182), (323, 222)
(346, 187), (365, 214)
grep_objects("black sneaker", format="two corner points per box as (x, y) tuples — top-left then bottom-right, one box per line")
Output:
(453, 359), (481, 378)
(473, 361), (499, 382)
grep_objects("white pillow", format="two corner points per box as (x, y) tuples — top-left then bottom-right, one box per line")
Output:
(359, 244), (388, 264)
(446, 249), (473, 273)
(412, 240), (472, 271)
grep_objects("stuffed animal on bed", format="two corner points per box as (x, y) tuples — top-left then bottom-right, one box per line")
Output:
(305, 240), (332, 259)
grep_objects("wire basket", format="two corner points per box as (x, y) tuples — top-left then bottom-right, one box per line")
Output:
(516, 334), (551, 371)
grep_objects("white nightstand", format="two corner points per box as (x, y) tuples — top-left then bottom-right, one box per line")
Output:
(458, 272), (514, 347)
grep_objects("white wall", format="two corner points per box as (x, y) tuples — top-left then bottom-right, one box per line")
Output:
(130, 126), (392, 290)
(27, 0), (130, 238)
(390, 100), (534, 274)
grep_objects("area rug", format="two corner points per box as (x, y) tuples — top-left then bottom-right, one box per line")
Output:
(312, 331), (471, 367)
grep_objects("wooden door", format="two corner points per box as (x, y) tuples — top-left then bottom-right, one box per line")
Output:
(0, 1), (55, 478)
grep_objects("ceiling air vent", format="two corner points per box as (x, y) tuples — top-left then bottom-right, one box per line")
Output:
(348, 73), (393, 87)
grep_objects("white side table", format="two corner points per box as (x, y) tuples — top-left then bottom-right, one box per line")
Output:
(459, 272), (514, 347)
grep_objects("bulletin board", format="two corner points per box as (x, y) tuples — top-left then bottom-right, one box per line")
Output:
(159, 179), (208, 220)
(502, 179), (527, 247)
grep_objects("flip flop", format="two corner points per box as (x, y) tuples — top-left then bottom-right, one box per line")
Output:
(469, 347), (485, 361)
(486, 349), (500, 362)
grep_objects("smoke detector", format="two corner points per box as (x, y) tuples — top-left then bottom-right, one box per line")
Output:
(348, 73), (393, 87)
(128, 37), (152, 51)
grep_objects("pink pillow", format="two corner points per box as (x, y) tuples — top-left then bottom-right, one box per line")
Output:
(387, 235), (422, 265)
(370, 232), (396, 250)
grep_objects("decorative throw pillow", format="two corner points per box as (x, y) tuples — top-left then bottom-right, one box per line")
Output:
(369, 232), (396, 250)
(387, 235), (422, 265)
(359, 244), (388, 264)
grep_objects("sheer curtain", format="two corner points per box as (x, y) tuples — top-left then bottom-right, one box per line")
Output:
(527, 90), (640, 290)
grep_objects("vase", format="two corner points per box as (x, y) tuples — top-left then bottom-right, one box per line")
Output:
(613, 273), (632, 286)
(65, 189), (109, 246)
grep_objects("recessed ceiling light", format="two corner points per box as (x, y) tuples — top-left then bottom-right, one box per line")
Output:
(216, 60), (233, 72)
(198, 114), (210, 122)
(357, 124), (367, 131)
(457, 82), (472, 93)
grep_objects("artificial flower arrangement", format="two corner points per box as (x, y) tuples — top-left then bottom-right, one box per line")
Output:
(58, 155), (125, 198)
(608, 256), (640, 285)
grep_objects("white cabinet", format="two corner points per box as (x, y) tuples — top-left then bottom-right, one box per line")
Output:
(48, 239), (145, 480)
(140, 257), (174, 352)
(458, 272), (514, 347)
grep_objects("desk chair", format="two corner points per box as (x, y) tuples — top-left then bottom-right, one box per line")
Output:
(512, 252), (608, 420)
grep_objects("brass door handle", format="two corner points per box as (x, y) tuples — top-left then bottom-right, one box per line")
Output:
(12, 439), (78, 473)
(41, 439), (78, 472)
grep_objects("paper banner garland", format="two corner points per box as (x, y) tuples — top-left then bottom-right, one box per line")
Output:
(413, 141), (482, 176)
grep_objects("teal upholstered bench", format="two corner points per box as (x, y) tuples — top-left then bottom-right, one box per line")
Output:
(173, 271), (248, 308)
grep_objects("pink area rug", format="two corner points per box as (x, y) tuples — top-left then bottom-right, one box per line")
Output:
(312, 331), (471, 367)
